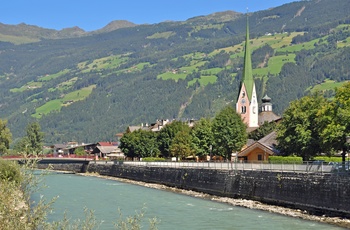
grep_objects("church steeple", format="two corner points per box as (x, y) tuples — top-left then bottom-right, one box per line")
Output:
(242, 16), (254, 101)
(236, 14), (259, 128)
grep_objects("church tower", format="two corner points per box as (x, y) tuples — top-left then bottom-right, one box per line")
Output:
(236, 16), (259, 128)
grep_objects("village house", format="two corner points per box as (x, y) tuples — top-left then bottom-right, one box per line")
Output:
(238, 131), (279, 163)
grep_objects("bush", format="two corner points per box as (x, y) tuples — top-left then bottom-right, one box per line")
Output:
(142, 157), (166, 162)
(269, 156), (303, 164)
(0, 158), (22, 184)
(313, 156), (342, 163)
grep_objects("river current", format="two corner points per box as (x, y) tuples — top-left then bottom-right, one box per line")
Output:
(33, 171), (343, 229)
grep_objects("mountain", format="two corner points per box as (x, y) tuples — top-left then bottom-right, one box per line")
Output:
(187, 11), (242, 23)
(0, 0), (350, 145)
(0, 20), (137, 44)
(94, 20), (137, 33)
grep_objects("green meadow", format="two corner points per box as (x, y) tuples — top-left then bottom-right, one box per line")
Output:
(32, 85), (96, 118)
(337, 38), (350, 48)
(277, 38), (323, 53)
(157, 72), (187, 81)
(78, 55), (128, 73)
(308, 80), (346, 93)
(48, 77), (78, 92)
(188, 75), (217, 87)
(253, 54), (296, 76)
(183, 52), (207, 60)
(201, 68), (223, 75)
(147, 31), (175, 39)
(38, 69), (70, 82)
(10, 81), (43, 93)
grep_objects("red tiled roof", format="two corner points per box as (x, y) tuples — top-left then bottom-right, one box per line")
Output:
(97, 142), (113, 146)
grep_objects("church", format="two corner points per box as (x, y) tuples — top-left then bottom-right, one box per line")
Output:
(236, 17), (280, 131)
(235, 16), (281, 162)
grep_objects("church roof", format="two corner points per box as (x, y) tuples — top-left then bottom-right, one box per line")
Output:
(258, 111), (281, 125)
(262, 94), (271, 103)
(242, 16), (254, 101)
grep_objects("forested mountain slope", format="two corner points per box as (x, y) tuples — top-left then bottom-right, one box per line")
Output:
(0, 0), (349, 144)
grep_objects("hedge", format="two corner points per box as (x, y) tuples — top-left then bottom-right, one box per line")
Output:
(313, 156), (343, 163)
(142, 157), (166, 162)
(269, 156), (303, 164)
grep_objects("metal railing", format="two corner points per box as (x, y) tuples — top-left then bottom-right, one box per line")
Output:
(90, 160), (348, 174)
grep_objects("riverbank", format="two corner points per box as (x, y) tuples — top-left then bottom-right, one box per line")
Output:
(79, 172), (350, 229)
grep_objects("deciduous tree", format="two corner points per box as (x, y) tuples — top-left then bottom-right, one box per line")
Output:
(317, 82), (350, 163)
(191, 118), (213, 157)
(120, 129), (159, 159)
(212, 106), (247, 161)
(15, 122), (44, 155)
(157, 121), (191, 158)
(276, 93), (327, 160)
(170, 130), (193, 161)
(0, 119), (12, 155)
(26, 122), (44, 155)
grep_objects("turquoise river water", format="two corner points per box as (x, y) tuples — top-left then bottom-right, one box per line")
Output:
(32, 171), (344, 229)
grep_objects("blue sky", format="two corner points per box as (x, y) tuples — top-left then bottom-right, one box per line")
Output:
(2, 0), (298, 31)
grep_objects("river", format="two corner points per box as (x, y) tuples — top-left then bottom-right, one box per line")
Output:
(32, 171), (344, 229)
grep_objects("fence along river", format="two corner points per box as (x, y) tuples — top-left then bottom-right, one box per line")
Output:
(33, 171), (343, 229)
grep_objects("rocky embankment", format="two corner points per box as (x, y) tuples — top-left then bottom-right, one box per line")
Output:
(81, 172), (350, 229)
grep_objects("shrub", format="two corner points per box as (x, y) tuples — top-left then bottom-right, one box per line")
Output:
(313, 156), (342, 163)
(142, 157), (166, 162)
(0, 158), (22, 184)
(269, 156), (303, 164)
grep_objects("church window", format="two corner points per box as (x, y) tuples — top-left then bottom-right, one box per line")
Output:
(241, 106), (246, 114)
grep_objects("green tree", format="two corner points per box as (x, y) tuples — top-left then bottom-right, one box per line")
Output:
(157, 121), (191, 158)
(212, 106), (247, 161)
(26, 122), (44, 155)
(276, 93), (327, 161)
(170, 130), (193, 161)
(317, 82), (350, 163)
(248, 121), (276, 141)
(120, 129), (159, 159)
(74, 147), (86, 156)
(0, 119), (12, 155)
(191, 118), (213, 157)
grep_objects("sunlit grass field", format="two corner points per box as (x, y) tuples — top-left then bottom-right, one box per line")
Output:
(32, 85), (96, 118)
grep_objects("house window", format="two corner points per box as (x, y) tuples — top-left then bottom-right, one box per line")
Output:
(258, 154), (263, 161)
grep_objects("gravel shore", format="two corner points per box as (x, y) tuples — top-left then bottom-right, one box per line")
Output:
(80, 172), (350, 229)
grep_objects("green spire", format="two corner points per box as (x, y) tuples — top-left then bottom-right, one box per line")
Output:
(242, 15), (254, 101)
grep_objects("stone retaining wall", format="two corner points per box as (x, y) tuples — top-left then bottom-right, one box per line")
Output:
(86, 163), (350, 218)
(36, 163), (87, 173)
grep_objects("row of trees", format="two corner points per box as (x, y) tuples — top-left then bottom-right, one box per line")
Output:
(119, 106), (247, 161)
(276, 82), (350, 161)
(120, 82), (350, 162)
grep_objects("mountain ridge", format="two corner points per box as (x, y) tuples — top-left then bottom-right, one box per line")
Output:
(0, 11), (243, 44)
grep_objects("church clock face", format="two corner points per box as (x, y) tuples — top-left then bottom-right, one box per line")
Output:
(241, 98), (246, 104)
